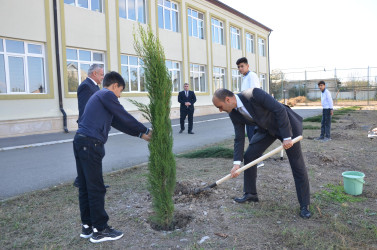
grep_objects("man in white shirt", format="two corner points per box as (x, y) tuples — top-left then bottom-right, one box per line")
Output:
(315, 81), (333, 142)
(237, 57), (264, 167)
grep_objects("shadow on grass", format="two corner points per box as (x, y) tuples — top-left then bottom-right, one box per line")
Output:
(303, 106), (361, 123)
(177, 146), (233, 159)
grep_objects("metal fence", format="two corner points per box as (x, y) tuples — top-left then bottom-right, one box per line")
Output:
(270, 66), (377, 106)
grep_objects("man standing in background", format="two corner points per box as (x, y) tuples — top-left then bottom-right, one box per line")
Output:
(178, 83), (197, 134)
(73, 64), (104, 188)
(237, 57), (264, 167)
(315, 81), (333, 142)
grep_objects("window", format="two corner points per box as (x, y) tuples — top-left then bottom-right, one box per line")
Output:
(213, 67), (225, 90)
(64, 0), (103, 12)
(260, 74), (267, 90)
(0, 38), (47, 94)
(232, 69), (242, 92)
(119, 0), (146, 23)
(120, 55), (145, 92)
(211, 18), (224, 45)
(158, 0), (179, 32)
(190, 64), (206, 92)
(166, 60), (181, 92)
(66, 48), (104, 92)
(258, 37), (266, 57)
(246, 33), (254, 53)
(230, 26), (240, 50)
(188, 8), (204, 39)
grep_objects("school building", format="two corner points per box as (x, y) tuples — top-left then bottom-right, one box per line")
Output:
(0, 0), (272, 138)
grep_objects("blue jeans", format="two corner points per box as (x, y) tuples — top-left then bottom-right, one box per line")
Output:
(73, 133), (109, 230)
(320, 109), (332, 139)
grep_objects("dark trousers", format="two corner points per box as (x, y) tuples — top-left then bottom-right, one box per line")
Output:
(243, 132), (310, 207)
(73, 134), (109, 230)
(246, 125), (256, 142)
(180, 107), (194, 132)
(320, 109), (332, 138)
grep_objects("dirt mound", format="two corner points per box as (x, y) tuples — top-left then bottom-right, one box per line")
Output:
(305, 152), (340, 166)
(174, 181), (212, 203)
(344, 122), (358, 130)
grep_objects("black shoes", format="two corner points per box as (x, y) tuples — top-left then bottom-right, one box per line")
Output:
(299, 206), (311, 219)
(234, 193), (259, 203)
(188, 131), (194, 134)
(80, 224), (93, 239)
(90, 226), (124, 243)
(179, 129), (184, 133)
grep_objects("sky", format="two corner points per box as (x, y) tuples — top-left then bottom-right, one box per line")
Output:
(220, 0), (377, 72)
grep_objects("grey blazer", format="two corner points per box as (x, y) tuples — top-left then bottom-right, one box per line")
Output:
(229, 88), (303, 162)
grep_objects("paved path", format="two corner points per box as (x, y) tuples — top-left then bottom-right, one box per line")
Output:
(0, 108), (322, 200)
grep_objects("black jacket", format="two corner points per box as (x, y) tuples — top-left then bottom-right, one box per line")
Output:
(178, 90), (196, 110)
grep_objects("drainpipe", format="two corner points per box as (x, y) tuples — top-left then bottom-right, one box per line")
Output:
(267, 31), (271, 94)
(53, 0), (68, 133)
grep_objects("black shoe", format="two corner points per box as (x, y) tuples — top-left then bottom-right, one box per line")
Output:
(188, 131), (194, 134)
(179, 129), (184, 133)
(90, 226), (124, 243)
(299, 206), (311, 219)
(234, 193), (259, 203)
(105, 185), (110, 188)
(80, 224), (93, 239)
(73, 177), (79, 188)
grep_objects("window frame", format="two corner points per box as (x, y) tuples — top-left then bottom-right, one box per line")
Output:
(66, 48), (105, 93)
(166, 60), (181, 92)
(230, 26), (241, 50)
(64, 0), (104, 13)
(120, 54), (146, 93)
(188, 8), (204, 39)
(0, 38), (47, 95)
(213, 67), (226, 90)
(211, 17), (224, 45)
(246, 32), (254, 54)
(119, 0), (147, 23)
(158, 0), (179, 32)
(258, 37), (266, 57)
(260, 73), (267, 90)
(232, 69), (242, 92)
(190, 63), (206, 92)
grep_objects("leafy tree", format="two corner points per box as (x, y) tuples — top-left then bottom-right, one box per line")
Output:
(131, 24), (176, 229)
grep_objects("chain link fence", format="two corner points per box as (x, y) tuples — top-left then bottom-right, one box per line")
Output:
(270, 67), (377, 106)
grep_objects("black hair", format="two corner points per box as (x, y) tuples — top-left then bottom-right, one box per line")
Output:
(103, 71), (125, 89)
(318, 80), (326, 86)
(236, 57), (248, 65)
(214, 88), (234, 101)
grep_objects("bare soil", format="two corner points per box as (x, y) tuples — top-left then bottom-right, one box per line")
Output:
(1, 108), (377, 249)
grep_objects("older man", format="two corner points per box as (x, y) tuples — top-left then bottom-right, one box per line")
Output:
(212, 88), (311, 219)
(73, 64), (104, 188)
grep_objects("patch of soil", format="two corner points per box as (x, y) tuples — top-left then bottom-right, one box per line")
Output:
(174, 181), (213, 203)
(149, 211), (193, 231)
(344, 121), (359, 129)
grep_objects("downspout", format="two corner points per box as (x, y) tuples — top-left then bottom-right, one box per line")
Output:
(267, 31), (271, 94)
(53, 0), (68, 133)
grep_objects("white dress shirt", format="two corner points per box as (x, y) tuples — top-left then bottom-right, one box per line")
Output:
(241, 71), (260, 91)
(321, 88), (333, 109)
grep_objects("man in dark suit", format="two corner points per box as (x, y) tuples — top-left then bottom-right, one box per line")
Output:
(178, 83), (196, 134)
(212, 88), (311, 219)
(74, 71), (152, 242)
(73, 64), (104, 188)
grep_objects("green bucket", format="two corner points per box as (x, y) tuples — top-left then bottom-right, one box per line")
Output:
(342, 171), (365, 196)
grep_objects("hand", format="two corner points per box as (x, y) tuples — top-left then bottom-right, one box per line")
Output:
(185, 102), (191, 106)
(141, 130), (152, 142)
(283, 139), (293, 150)
(372, 128), (377, 132)
(230, 165), (240, 178)
(330, 110), (334, 116)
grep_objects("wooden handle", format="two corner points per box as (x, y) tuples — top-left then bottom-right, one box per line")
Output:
(216, 136), (303, 186)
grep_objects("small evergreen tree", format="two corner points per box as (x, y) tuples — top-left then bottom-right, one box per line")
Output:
(132, 24), (176, 229)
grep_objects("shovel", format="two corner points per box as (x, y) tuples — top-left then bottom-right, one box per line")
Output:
(194, 135), (303, 194)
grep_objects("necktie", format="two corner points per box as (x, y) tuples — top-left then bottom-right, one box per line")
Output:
(238, 107), (254, 123)
(185, 91), (188, 97)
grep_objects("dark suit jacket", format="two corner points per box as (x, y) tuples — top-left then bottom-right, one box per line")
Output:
(178, 90), (196, 110)
(230, 88), (303, 162)
(77, 77), (100, 123)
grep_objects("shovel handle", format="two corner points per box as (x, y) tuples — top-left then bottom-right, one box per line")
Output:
(215, 135), (303, 186)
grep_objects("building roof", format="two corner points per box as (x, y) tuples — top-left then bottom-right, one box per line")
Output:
(206, 0), (273, 32)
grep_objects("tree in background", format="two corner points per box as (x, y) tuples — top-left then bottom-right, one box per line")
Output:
(131, 24), (176, 229)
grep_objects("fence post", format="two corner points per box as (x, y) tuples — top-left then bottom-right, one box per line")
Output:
(334, 68), (337, 105)
(367, 66), (370, 106)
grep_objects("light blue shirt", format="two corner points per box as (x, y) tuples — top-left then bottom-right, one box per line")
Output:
(321, 88), (333, 109)
(241, 71), (260, 91)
